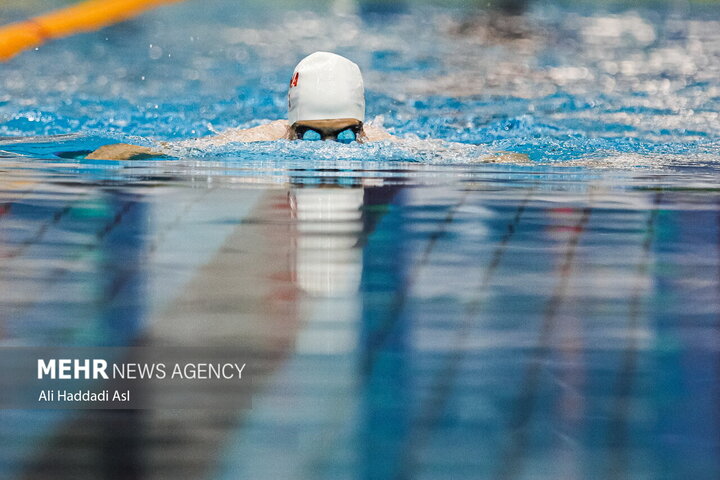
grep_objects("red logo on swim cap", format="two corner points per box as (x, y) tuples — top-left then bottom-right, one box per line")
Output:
(290, 72), (299, 88)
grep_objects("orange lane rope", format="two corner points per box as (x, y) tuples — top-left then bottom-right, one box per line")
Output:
(0, 0), (185, 61)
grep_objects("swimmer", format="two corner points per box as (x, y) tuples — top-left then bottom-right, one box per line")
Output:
(86, 51), (528, 163)
(87, 51), (394, 160)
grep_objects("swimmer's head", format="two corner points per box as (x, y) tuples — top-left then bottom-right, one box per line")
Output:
(288, 52), (365, 142)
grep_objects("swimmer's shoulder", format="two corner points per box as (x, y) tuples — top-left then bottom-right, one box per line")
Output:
(362, 123), (397, 142)
(362, 117), (398, 143)
(223, 120), (290, 142)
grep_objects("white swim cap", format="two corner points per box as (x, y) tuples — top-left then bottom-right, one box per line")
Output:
(288, 52), (365, 125)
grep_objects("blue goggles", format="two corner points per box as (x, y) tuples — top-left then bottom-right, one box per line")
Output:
(291, 120), (363, 143)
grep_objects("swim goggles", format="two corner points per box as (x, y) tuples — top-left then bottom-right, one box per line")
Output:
(290, 119), (363, 143)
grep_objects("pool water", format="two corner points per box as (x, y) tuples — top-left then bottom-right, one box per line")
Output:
(1, 0), (720, 479)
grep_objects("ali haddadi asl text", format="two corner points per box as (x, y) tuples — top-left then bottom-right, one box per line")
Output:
(38, 389), (130, 403)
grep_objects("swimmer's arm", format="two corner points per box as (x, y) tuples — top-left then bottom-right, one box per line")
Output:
(377, 132), (531, 163)
(85, 143), (166, 160)
(85, 120), (291, 160)
(473, 151), (531, 163)
(362, 116), (527, 161)
(173, 120), (290, 148)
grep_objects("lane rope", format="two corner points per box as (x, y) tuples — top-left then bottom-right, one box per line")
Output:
(0, 0), (185, 61)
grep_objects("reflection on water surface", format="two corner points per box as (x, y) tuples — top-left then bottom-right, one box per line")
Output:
(0, 155), (718, 479)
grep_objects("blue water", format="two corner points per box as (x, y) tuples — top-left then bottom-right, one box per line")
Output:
(2, 1), (720, 164)
(1, 1), (720, 479)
